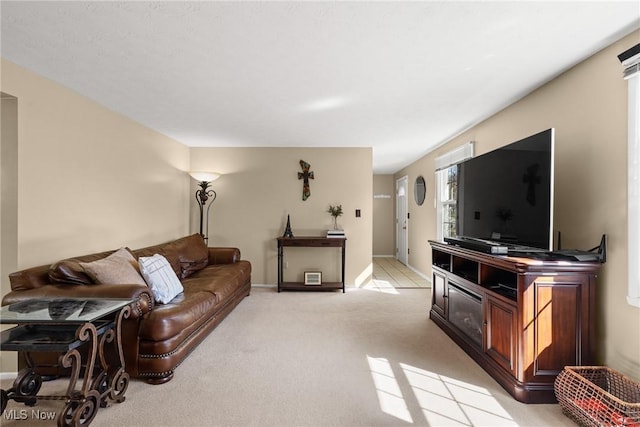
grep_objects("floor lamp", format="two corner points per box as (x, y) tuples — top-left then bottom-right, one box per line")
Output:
(189, 171), (221, 243)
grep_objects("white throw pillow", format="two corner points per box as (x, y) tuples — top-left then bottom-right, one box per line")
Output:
(139, 254), (184, 304)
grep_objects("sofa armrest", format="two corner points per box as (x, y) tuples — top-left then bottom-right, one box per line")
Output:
(207, 247), (241, 265)
(1, 284), (154, 319)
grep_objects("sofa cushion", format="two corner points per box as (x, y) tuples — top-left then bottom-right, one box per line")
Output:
(183, 261), (251, 301)
(174, 234), (209, 279)
(139, 254), (184, 304)
(138, 290), (218, 342)
(80, 247), (146, 286)
(49, 259), (93, 285)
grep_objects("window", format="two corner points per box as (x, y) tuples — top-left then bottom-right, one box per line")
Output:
(437, 166), (458, 239)
(619, 44), (640, 307)
(435, 142), (474, 241)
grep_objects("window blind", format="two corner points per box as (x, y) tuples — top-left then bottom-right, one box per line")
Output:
(434, 141), (474, 171)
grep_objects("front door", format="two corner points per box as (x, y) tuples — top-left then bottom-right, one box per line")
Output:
(396, 176), (408, 265)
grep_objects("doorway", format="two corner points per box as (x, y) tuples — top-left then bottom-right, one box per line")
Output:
(396, 176), (408, 265)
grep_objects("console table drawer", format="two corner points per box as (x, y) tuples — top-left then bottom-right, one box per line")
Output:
(278, 237), (345, 247)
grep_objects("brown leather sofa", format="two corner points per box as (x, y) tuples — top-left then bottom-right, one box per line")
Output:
(2, 234), (251, 384)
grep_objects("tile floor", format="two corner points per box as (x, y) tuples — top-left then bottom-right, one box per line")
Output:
(371, 257), (430, 289)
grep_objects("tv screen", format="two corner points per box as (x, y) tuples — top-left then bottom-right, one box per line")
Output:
(454, 129), (555, 251)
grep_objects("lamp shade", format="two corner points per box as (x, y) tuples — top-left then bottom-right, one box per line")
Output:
(189, 171), (221, 182)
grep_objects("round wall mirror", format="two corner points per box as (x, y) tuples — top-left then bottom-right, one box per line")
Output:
(414, 175), (426, 206)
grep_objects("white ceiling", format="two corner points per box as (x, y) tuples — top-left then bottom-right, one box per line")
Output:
(2, 1), (639, 174)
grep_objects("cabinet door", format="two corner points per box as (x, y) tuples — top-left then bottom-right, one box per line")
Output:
(431, 269), (447, 318)
(522, 276), (590, 380)
(485, 296), (518, 375)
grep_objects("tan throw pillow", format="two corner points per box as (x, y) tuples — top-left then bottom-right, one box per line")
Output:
(80, 247), (146, 286)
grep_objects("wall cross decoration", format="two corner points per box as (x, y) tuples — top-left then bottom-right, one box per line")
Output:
(298, 160), (314, 201)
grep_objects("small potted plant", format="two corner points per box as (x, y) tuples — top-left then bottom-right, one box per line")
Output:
(327, 204), (343, 230)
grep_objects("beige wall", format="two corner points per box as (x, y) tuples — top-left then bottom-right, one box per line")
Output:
(0, 59), (191, 373)
(0, 59), (191, 267)
(407, 172), (434, 274)
(190, 147), (373, 287)
(1, 94), (18, 295)
(396, 30), (640, 380)
(0, 93), (19, 374)
(373, 175), (394, 256)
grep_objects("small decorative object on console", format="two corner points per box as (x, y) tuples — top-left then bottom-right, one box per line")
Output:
(283, 214), (294, 238)
(327, 229), (345, 238)
(304, 271), (322, 286)
(327, 204), (343, 230)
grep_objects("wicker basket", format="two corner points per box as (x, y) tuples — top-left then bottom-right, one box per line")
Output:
(555, 366), (640, 427)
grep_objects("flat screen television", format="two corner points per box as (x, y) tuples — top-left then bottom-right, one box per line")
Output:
(448, 128), (555, 252)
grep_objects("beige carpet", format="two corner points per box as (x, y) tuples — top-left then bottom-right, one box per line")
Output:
(1, 287), (574, 427)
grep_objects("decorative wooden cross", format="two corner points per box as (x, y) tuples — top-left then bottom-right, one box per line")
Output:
(298, 160), (314, 201)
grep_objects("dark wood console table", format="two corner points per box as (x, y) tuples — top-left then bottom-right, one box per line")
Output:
(428, 240), (601, 403)
(277, 236), (346, 293)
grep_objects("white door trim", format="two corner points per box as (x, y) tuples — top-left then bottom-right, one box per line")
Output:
(396, 176), (409, 265)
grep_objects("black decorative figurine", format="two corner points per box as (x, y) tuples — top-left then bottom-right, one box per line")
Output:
(283, 214), (294, 238)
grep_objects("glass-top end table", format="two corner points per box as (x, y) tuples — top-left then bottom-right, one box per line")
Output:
(0, 298), (134, 426)
(0, 298), (134, 325)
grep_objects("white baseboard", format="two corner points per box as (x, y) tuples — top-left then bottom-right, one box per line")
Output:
(251, 284), (277, 289)
(1, 372), (18, 380)
(406, 263), (430, 282)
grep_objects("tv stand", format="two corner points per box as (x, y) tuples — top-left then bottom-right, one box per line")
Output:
(429, 240), (600, 403)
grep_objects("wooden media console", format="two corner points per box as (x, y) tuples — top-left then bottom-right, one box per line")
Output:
(429, 240), (601, 403)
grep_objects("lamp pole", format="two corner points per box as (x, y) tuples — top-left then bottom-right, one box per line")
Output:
(189, 172), (220, 243)
(194, 181), (217, 242)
